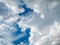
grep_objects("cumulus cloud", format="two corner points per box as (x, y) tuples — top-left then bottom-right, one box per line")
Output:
(41, 21), (60, 45)
(17, 0), (60, 45)
(29, 21), (60, 45)
(24, 0), (60, 29)
(19, 1), (60, 44)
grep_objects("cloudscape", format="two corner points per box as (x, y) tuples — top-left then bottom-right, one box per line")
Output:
(0, 0), (60, 45)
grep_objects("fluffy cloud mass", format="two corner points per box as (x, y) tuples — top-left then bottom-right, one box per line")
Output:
(36, 21), (60, 45)
(24, 0), (60, 45)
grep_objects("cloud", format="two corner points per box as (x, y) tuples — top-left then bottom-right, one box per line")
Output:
(17, 1), (60, 45)
(29, 21), (60, 45)
(0, 0), (60, 45)
(0, 0), (29, 45)
(0, 0), (23, 45)
(24, 0), (60, 14)
(0, 23), (14, 45)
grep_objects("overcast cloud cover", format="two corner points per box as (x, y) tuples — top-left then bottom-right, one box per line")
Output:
(0, 0), (60, 45)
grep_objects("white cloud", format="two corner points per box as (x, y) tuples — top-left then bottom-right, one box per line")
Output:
(24, 0), (60, 14)
(33, 4), (41, 13)
(40, 13), (45, 19)
(0, 1), (21, 45)
(30, 21), (60, 45)
(0, 24), (14, 45)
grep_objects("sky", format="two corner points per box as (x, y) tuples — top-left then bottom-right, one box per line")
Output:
(0, 0), (60, 45)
